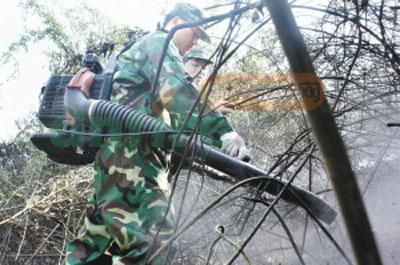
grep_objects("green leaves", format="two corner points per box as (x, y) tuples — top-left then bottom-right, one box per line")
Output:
(3, 0), (144, 75)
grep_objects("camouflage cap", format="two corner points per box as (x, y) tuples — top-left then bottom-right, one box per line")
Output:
(165, 2), (211, 43)
(183, 46), (212, 64)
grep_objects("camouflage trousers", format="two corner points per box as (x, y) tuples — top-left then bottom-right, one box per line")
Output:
(66, 140), (175, 265)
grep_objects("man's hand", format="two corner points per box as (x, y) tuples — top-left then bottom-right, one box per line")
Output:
(220, 131), (249, 160)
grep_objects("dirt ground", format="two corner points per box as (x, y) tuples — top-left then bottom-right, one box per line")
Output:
(362, 160), (400, 264)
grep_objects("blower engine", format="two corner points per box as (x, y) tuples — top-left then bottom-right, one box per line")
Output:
(31, 53), (115, 165)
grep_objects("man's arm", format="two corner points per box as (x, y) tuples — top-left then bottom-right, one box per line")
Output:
(112, 33), (247, 158)
(156, 52), (233, 143)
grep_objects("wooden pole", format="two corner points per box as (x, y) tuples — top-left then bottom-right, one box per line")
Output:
(263, 0), (382, 264)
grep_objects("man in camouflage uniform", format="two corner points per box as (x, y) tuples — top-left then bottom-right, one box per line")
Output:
(66, 3), (248, 265)
(183, 45), (212, 86)
(183, 46), (235, 115)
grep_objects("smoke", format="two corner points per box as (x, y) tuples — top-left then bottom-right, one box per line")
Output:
(166, 105), (400, 265)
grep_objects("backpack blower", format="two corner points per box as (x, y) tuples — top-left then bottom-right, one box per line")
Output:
(31, 53), (337, 225)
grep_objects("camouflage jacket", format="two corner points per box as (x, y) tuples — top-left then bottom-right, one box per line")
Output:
(112, 30), (233, 146)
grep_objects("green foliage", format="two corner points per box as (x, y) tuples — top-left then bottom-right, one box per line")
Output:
(235, 49), (265, 72)
(0, 2), (147, 262)
(2, 0), (145, 75)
